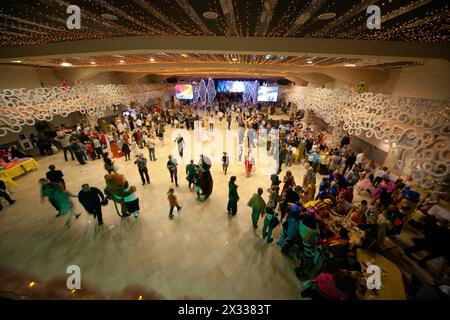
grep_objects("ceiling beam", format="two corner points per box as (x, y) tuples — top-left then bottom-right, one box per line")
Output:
(0, 36), (449, 62)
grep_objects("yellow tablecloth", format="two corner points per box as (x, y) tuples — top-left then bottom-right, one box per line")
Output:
(356, 249), (406, 300)
(0, 170), (17, 189)
(1, 158), (39, 180)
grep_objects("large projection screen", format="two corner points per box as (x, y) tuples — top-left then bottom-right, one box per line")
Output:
(257, 86), (278, 102)
(175, 84), (193, 99)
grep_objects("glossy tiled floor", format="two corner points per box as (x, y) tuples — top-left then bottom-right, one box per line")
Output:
(0, 116), (313, 299)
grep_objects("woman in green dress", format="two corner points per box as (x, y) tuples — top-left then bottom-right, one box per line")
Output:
(40, 178), (80, 226)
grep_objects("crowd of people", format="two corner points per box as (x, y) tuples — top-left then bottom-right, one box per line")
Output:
(10, 95), (447, 300)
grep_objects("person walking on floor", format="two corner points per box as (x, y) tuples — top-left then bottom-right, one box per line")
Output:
(185, 160), (196, 190)
(167, 187), (182, 219)
(175, 134), (185, 158)
(193, 166), (201, 200)
(39, 178), (80, 225)
(145, 133), (157, 161)
(93, 137), (103, 159)
(134, 154), (150, 185)
(167, 155), (179, 187)
(103, 153), (117, 174)
(70, 140), (86, 165)
(122, 140), (131, 161)
(46, 165), (66, 190)
(54, 134), (74, 161)
(222, 152), (229, 175)
(227, 176), (239, 216)
(123, 181), (140, 220)
(226, 112), (232, 130)
(157, 123), (165, 147)
(0, 180), (15, 211)
(262, 207), (279, 243)
(77, 184), (105, 225)
(248, 188), (266, 229)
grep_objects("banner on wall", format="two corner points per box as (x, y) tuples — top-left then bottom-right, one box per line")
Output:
(18, 134), (33, 150)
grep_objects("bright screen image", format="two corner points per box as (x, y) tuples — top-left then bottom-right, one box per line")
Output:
(175, 84), (193, 99)
(216, 80), (248, 93)
(257, 86), (278, 102)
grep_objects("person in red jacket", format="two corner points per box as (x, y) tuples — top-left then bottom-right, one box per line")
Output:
(167, 187), (182, 219)
(301, 270), (354, 300)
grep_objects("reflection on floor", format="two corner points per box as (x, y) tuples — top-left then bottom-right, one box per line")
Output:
(0, 118), (308, 299)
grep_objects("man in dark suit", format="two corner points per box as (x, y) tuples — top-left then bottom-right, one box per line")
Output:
(78, 184), (105, 225)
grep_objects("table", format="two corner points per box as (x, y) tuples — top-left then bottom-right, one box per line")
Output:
(327, 210), (365, 245)
(0, 170), (17, 189)
(428, 205), (450, 222)
(356, 249), (406, 300)
(1, 158), (39, 182)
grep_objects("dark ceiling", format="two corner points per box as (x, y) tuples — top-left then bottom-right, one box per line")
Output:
(0, 0), (448, 47)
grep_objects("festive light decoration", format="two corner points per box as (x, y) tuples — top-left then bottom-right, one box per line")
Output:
(284, 86), (450, 190)
(206, 78), (216, 105)
(192, 81), (199, 102)
(0, 1), (446, 47)
(242, 82), (252, 104)
(199, 79), (207, 104)
(0, 81), (170, 136)
(1, 53), (422, 71)
(251, 80), (259, 105)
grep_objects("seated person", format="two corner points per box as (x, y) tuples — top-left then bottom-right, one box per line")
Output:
(373, 166), (390, 187)
(377, 211), (394, 245)
(348, 200), (369, 224)
(0, 148), (12, 162)
(335, 197), (352, 216)
(10, 145), (30, 158)
(301, 270), (355, 300)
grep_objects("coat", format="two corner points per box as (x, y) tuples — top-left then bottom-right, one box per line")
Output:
(247, 194), (266, 215)
(228, 182), (239, 202)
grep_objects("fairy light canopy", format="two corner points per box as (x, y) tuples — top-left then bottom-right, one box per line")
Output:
(0, 0), (447, 47)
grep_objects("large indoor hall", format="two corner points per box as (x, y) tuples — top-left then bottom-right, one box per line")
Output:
(0, 0), (448, 304)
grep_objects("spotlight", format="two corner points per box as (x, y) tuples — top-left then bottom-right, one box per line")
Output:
(203, 12), (218, 19)
(90, 61), (96, 65)
(11, 60), (22, 63)
(60, 62), (73, 67)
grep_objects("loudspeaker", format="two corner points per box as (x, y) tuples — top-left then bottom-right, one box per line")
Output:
(166, 77), (177, 84)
